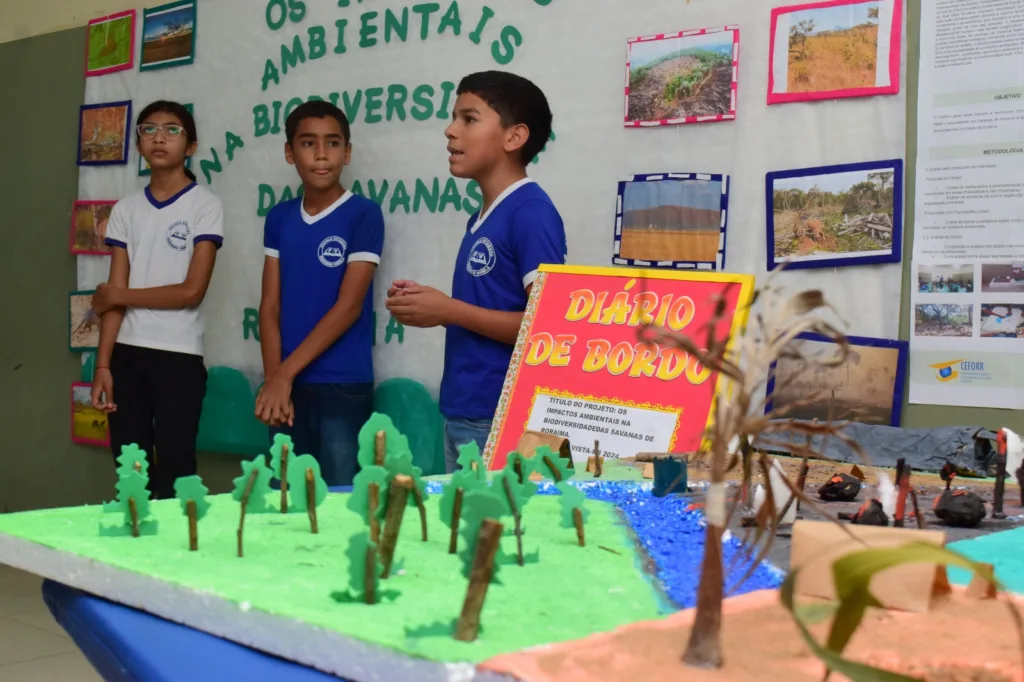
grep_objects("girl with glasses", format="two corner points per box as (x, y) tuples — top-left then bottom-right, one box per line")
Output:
(90, 101), (225, 499)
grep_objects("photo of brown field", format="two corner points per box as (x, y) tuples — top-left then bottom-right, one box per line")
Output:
(71, 202), (114, 254)
(771, 337), (902, 426)
(618, 178), (723, 265)
(627, 31), (735, 123)
(784, 1), (880, 93)
(79, 104), (129, 163)
(141, 2), (195, 69)
(72, 383), (109, 446)
(772, 167), (895, 261)
(70, 292), (100, 351)
(981, 263), (1024, 293)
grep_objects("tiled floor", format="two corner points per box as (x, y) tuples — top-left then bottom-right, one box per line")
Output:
(0, 564), (102, 681)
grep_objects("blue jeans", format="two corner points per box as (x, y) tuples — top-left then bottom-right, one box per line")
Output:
(271, 382), (374, 487)
(443, 417), (493, 473)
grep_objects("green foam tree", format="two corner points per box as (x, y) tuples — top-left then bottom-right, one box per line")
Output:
(458, 489), (507, 583)
(381, 447), (428, 516)
(100, 470), (159, 537)
(534, 445), (574, 482)
(114, 443), (150, 479)
(356, 412), (412, 469)
(336, 530), (399, 605)
(286, 454), (328, 513)
(348, 465), (388, 526)
(504, 451), (534, 485)
(269, 433), (297, 480)
(493, 470), (534, 565)
(174, 475), (211, 550)
(232, 454), (274, 514)
(456, 441), (486, 480)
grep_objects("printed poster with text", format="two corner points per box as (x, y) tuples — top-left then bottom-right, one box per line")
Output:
(910, 0), (1024, 408)
(485, 265), (754, 469)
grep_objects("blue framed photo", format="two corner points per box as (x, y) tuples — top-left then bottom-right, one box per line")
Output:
(77, 101), (132, 167)
(765, 332), (909, 427)
(766, 159), (903, 271)
(612, 172), (729, 271)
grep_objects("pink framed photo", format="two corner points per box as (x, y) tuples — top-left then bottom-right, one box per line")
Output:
(70, 201), (116, 255)
(85, 10), (137, 77)
(624, 26), (739, 127)
(71, 383), (110, 447)
(768, 0), (902, 105)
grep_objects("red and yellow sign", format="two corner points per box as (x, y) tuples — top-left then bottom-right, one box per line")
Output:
(484, 265), (755, 469)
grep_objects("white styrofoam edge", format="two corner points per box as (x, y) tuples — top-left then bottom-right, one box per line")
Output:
(0, 532), (513, 682)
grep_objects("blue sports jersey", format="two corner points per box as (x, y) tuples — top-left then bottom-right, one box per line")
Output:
(263, 191), (384, 384)
(439, 180), (567, 419)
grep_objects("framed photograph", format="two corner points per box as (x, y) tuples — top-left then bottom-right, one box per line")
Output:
(766, 159), (903, 271)
(140, 1), (197, 71)
(138, 103), (194, 176)
(625, 26), (738, 126)
(85, 10), (136, 77)
(766, 332), (908, 427)
(980, 304), (1024, 339)
(768, 0), (902, 104)
(71, 383), (110, 447)
(70, 201), (116, 255)
(981, 263), (1024, 293)
(78, 101), (132, 166)
(613, 172), (728, 270)
(69, 291), (100, 352)
(916, 264), (974, 294)
(913, 304), (973, 338)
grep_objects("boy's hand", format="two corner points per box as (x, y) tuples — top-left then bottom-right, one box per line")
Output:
(385, 284), (455, 328)
(255, 372), (294, 427)
(91, 368), (117, 413)
(92, 284), (126, 315)
(387, 280), (419, 298)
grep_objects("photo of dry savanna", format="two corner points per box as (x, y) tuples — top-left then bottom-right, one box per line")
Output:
(71, 202), (114, 254)
(982, 263), (1024, 293)
(772, 167), (896, 261)
(771, 337), (902, 426)
(619, 178), (722, 264)
(72, 384), (109, 446)
(914, 304), (973, 338)
(627, 31), (734, 123)
(70, 292), (100, 350)
(79, 104), (129, 163)
(917, 264), (973, 294)
(783, 1), (881, 93)
(142, 2), (195, 69)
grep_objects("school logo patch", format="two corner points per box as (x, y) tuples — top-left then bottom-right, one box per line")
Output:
(467, 237), (496, 277)
(318, 236), (347, 268)
(166, 220), (190, 251)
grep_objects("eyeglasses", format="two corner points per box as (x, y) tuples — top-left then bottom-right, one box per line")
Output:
(137, 124), (184, 138)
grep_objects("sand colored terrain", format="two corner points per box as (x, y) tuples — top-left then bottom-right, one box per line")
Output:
(619, 229), (720, 263)
(482, 586), (1024, 682)
(787, 24), (879, 94)
(629, 58), (732, 121)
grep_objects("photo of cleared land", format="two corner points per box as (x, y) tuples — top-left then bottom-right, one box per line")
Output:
(87, 13), (133, 73)
(772, 167), (895, 261)
(627, 31), (734, 122)
(981, 264), (1024, 293)
(70, 293), (100, 350)
(783, 1), (881, 93)
(914, 304), (973, 338)
(917, 264), (973, 294)
(619, 179), (722, 264)
(772, 338), (901, 425)
(142, 2), (195, 68)
(71, 203), (114, 254)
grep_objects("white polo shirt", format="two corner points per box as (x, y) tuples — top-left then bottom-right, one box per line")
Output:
(104, 183), (224, 356)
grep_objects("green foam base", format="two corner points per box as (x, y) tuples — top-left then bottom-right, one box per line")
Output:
(0, 491), (661, 665)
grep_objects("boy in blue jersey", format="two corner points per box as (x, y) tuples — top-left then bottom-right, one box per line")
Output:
(386, 71), (566, 473)
(257, 101), (384, 486)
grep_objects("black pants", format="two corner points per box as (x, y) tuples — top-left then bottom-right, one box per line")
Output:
(108, 343), (207, 499)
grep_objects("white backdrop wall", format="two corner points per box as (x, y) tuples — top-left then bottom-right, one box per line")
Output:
(78, 0), (907, 394)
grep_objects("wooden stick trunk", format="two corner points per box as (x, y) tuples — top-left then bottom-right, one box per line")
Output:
(129, 497), (140, 538)
(380, 474), (412, 577)
(412, 486), (428, 541)
(280, 444), (290, 514)
(237, 469), (258, 558)
(187, 500), (198, 551)
(368, 482), (381, 544)
(573, 507), (585, 547)
(454, 519), (503, 642)
(374, 431), (386, 466)
(364, 543), (377, 605)
(501, 476), (524, 565)
(306, 468), (318, 534)
(448, 487), (463, 554)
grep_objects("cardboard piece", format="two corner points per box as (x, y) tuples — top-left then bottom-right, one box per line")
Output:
(516, 430), (574, 470)
(850, 464), (866, 480)
(642, 463), (654, 479)
(965, 563), (997, 600)
(790, 520), (947, 613)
